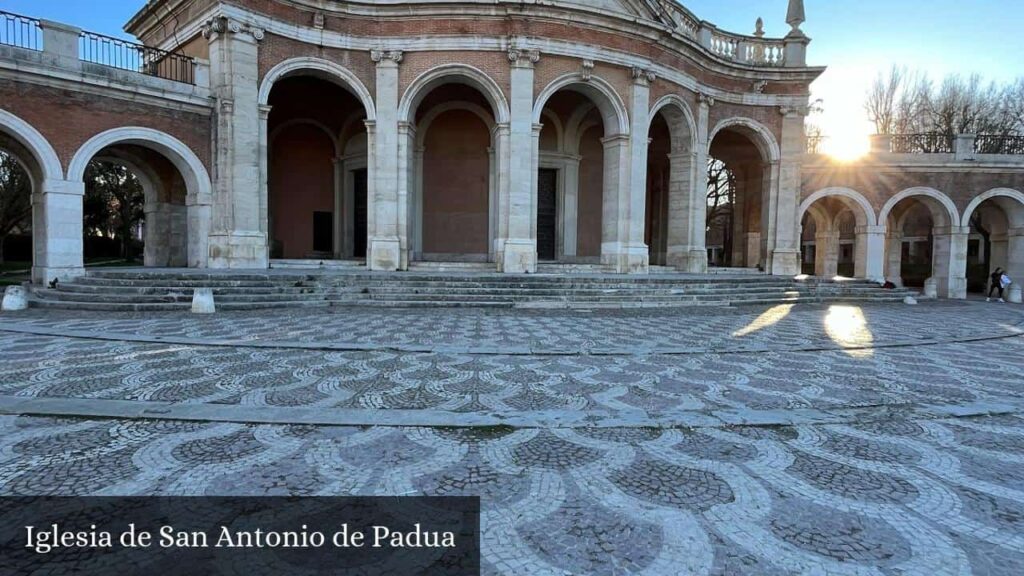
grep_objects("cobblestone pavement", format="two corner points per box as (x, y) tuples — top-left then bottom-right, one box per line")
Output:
(1, 302), (1023, 575)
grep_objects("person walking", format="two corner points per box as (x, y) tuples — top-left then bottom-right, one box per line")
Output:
(987, 268), (1009, 302)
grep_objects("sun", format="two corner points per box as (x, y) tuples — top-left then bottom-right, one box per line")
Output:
(822, 131), (871, 162)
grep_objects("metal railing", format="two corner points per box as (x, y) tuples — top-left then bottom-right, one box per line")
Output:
(890, 133), (954, 154)
(975, 135), (1024, 155)
(79, 30), (195, 85)
(0, 10), (41, 51)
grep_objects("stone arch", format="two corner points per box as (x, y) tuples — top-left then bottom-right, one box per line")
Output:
(799, 187), (878, 227)
(533, 73), (630, 137)
(540, 109), (565, 151)
(416, 102), (497, 148)
(259, 57), (376, 121)
(879, 187), (960, 228)
(399, 64), (510, 125)
(0, 108), (63, 183)
(650, 94), (697, 153)
(68, 127), (212, 267)
(269, 119), (342, 157)
(961, 188), (1024, 228)
(709, 116), (780, 163)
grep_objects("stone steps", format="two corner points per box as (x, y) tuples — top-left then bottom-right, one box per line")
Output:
(26, 269), (916, 312)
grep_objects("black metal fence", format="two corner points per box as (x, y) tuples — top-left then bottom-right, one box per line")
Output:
(79, 30), (195, 85)
(975, 134), (1024, 155)
(890, 133), (954, 154)
(0, 10), (41, 51)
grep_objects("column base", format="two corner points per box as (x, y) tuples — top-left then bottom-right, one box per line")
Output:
(368, 236), (402, 271)
(32, 266), (85, 284)
(208, 232), (269, 269)
(602, 243), (649, 274)
(769, 249), (801, 276)
(667, 247), (708, 273)
(499, 239), (537, 274)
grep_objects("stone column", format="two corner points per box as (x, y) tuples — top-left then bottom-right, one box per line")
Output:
(665, 150), (696, 270)
(931, 226), (969, 299)
(1005, 228), (1024, 282)
(814, 231), (839, 278)
(601, 68), (653, 274)
(368, 50), (403, 271)
(687, 94), (713, 272)
(769, 105), (807, 276)
(499, 47), (540, 273)
(397, 121), (416, 270)
(856, 225), (886, 282)
(562, 155), (582, 260)
(32, 179), (85, 283)
(884, 231), (904, 287)
(204, 16), (267, 269)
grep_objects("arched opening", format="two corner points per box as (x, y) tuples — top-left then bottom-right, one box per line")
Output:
(266, 75), (369, 261)
(78, 147), (189, 267)
(707, 123), (775, 270)
(534, 77), (630, 267)
(798, 190), (876, 278)
(646, 98), (697, 270)
(880, 189), (963, 298)
(68, 127), (213, 271)
(0, 146), (33, 281)
(962, 189), (1024, 296)
(410, 84), (498, 262)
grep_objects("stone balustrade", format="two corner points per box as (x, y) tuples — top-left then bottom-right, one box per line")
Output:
(806, 133), (1024, 160)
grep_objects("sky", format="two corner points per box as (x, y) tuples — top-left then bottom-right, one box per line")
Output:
(4, 0), (1022, 156)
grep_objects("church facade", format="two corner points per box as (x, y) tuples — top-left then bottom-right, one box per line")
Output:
(112, 0), (818, 275)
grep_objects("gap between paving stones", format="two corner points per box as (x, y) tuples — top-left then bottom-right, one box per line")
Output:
(1, 322), (1023, 356)
(0, 394), (1015, 430)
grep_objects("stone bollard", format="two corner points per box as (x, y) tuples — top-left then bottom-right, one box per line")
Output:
(903, 296), (918, 306)
(1009, 284), (1023, 304)
(1, 285), (28, 311)
(922, 278), (938, 299)
(191, 288), (216, 314)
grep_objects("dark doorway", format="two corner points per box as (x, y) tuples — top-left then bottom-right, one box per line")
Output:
(353, 168), (368, 259)
(537, 168), (558, 261)
(312, 211), (333, 254)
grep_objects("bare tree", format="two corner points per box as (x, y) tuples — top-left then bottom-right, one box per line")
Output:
(0, 150), (32, 264)
(84, 160), (144, 260)
(866, 65), (1022, 136)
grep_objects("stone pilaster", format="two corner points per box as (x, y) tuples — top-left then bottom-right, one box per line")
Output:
(769, 105), (808, 276)
(32, 179), (85, 283)
(204, 16), (267, 269)
(1006, 228), (1024, 283)
(602, 68), (654, 274)
(500, 47), (540, 273)
(856, 225), (886, 282)
(884, 231), (904, 287)
(931, 226), (969, 299)
(368, 50), (404, 271)
(814, 231), (839, 278)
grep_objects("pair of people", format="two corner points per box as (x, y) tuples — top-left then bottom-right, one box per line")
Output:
(987, 268), (1014, 302)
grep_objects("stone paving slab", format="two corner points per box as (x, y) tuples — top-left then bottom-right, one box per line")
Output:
(1, 301), (1024, 575)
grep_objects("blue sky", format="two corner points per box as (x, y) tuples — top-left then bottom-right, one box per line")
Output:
(4, 0), (1022, 141)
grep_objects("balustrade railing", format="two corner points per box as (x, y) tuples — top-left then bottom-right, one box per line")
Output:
(653, 0), (701, 39)
(974, 135), (1024, 155)
(890, 133), (954, 154)
(705, 28), (786, 67)
(79, 30), (195, 85)
(0, 10), (41, 51)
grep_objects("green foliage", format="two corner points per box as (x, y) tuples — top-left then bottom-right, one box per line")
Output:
(0, 150), (32, 263)
(84, 160), (145, 259)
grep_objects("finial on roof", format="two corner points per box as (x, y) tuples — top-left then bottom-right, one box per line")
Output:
(754, 17), (765, 38)
(786, 0), (806, 35)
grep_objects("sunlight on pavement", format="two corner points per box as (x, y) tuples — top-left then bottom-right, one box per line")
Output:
(824, 305), (874, 357)
(733, 304), (795, 337)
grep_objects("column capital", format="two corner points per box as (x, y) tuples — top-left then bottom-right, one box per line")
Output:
(600, 134), (631, 147)
(202, 16), (264, 42)
(855, 225), (887, 235)
(508, 47), (541, 69)
(631, 67), (656, 86)
(697, 92), (716, 107)
(779, 105), (810, 118)
(371, 50), (404, 66)
(258, 105), (273, 120)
